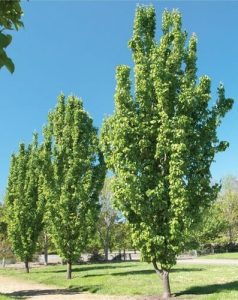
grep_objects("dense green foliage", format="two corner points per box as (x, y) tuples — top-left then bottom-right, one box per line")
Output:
(5, 134), (44, 271)
(0, 204), (13, 262)
(192, 176), (238, 250)
(217, 176), (238, 243)
(190, 203), (228, 248)
(0, 204), (7, 236)
(101, 5), (233, 297)
(0, 0), (23, 73)
(112, 221), (133, 255)
(45, 94), (105, 278)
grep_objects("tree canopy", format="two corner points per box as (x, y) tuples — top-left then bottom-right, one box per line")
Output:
(5, 134), (44, 272)
(45, 94), (106, 279)
(101, 5), (233, 298)
(0, 0), (23, 73)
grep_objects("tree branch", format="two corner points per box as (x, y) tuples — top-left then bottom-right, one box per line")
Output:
(152, 258), (162, 277)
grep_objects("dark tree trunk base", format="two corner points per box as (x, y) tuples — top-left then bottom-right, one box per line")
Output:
(25, 261), (29, 273)
(44, 234), (48, 265)
(104, 246), (109, 262)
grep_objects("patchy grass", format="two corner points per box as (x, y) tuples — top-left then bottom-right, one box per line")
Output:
(0, 295), (16, 300)
(0, 261), (238, 299)
(198, 252), (238, 260)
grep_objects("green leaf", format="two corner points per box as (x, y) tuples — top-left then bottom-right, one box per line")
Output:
(0, 33), (12, 48)
(0, 48), (14, 73)
(5, 57), (15, 73)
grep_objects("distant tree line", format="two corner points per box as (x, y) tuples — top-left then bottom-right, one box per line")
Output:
(191, 176), (238, 252)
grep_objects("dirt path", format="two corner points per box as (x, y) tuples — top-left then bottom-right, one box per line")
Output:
(0, 275), (144, 300)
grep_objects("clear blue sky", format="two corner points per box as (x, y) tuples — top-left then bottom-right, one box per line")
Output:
(0, 1), (238, 200)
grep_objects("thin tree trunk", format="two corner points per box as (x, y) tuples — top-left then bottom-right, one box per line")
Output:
(66, 261), (72, 279)
(2, 257), (5, 267)
(44, 233), (48, 265)
(123, 249), (126, 261)
(25, 260), (29, 273)
(162, 270), (171, 299)
(152, 259), (171, 299)
(104, 229), (109, 261)
(228, 226), (233, 243)
(104, 245), (109, 262)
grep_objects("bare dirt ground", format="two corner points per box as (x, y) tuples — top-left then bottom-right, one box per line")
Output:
(1, 258), (237, 299)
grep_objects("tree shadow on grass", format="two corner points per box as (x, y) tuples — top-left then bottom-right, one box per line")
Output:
(3, 285), (101, 299)
(176, 281), (238, 297)
(82, 267), (204, 278)
(0, 292), (25, 299)
(43, 263), (136, 274)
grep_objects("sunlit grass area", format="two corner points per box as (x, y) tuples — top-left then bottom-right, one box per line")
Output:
(0, 295), (14, 300)
(198, 252), (238, 260)
(1, 261), (238, 299)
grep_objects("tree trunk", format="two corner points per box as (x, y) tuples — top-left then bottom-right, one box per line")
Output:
(152, 259), (171, 299)
(123, 249), (126, 261)
(44, 233), (48, 265)
(119, 249), (122, 261)
(2, 257), (5, 267)
(25, 260), (29, 273)
(162, 270), (171, 299)
(104, 245), (109, 262)
(228, 226), (233, 243)
(104, 229), (109, 261)
(66, 261), (72, 279)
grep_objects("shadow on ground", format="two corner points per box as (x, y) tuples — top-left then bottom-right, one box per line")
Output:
(0, 292), (25, 299)
(43, 263), (136, 274)
(2, 285), (101, 299)
(82, 267), (204, 278)
(176, 280), (238, 297)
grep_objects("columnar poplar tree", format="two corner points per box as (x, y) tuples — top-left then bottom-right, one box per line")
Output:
(5, 134), (44, 273)
(46, 94), (105, 279)
(101, 6), (233, 298)
(38, 127), (54, 266)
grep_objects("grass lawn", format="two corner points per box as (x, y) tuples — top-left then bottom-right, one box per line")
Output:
(198, 252), (238, 260)
(0, 261), (238, 299)
(0, 295), (13, 300)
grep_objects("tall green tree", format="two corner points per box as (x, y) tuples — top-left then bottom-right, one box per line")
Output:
(101, 6), (233, 298)
(0, 0), (23, 73)
(37, 127), (55, 266)
(46, 94), (105, 279)
(5, 134), (44, 272)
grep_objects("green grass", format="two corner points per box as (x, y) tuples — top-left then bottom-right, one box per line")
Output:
(0, 295), (16, 300)
(0, 261), (238, 299)
(198, 252), (238, 259)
